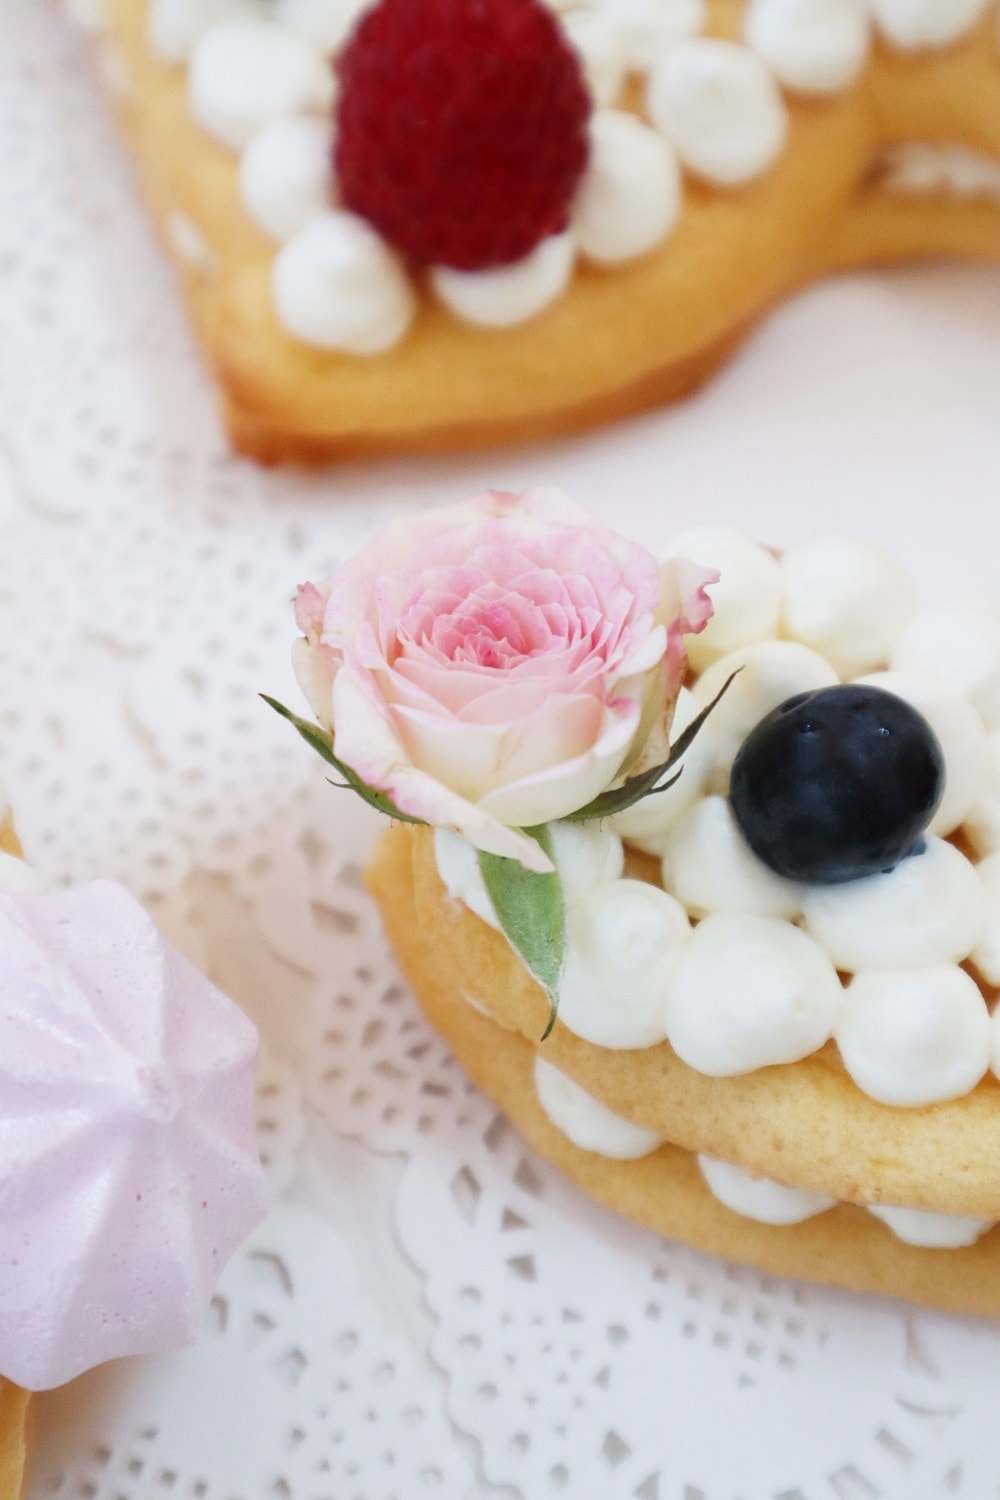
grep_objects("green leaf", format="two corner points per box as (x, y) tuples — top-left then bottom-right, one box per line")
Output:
(261, 695), (426, 825)
(562, 670), (741, 823)
(477, 826), (565, 1041)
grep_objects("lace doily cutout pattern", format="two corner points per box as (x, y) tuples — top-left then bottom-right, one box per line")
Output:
(29, 1207), (474, 1500)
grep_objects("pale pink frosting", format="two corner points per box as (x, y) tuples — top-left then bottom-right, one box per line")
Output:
(0, 881), (266, 1390)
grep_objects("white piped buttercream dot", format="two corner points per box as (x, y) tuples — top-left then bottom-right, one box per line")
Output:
(272, 211), (415, 353)
(593, 0), (706, 71)
(561, 10), (628, 106)
(548, 821), (626, 896)
(647, 40), (787, 187)
(836, 965), (992, 1106)
(972, 853), (1000, 986)
(692, 640), (839, 791)
(780, 536), (917, 678)
(964, 730), (1000, 855)
(558, 879), (689, 1050)
(434, 826), (621, 931)
(433, 828), (501, 931)
(572, 110), (682, 264)
(868, 0), (990, 50)
(744, 0), (870, 93)
(166, 211), (216, 273)
(856, 671), (987, 838)
(877, 144), (1000, 201)
(668, 528), (783, 673)
(698, 1155), (837, 1224)
(867, 1203), (993, 1249)
(149, 0), (264, 62)
(666, 912), (842, 1075)
(662, 795), (802, 920)
(535, 1057), (662, 1158)
(803, 835), (986, 972)
(431, 234), (576, 328)
(240, 115), (333, 241)
(189, 18), (333, 149)
(273, 0), (371, 54)
(609, 687), (714, 854)
(891, 606), (1000, 729)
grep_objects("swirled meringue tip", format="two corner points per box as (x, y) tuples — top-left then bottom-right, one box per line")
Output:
(0, 880), (267, 1391)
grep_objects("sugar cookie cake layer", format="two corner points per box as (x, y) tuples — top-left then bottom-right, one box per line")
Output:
(402, 827), (1000, 1220)
(355, 517), (1000, 1233)
(331, 504), (1000, 1311)
(0, 799), (20, 859)
(0, 1381), (30, 1500)
(367, 824), (1000, 1316)
(89, 0), (1000, 462)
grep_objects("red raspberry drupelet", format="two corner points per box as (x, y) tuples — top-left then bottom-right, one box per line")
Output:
(335, 0), (592, 272)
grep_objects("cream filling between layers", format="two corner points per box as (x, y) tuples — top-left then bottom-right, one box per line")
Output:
(874, 143), (1000, 202)
(532, 1058), (996, 1247)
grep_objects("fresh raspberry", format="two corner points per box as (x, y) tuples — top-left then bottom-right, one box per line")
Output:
(334, 0), (591, 271)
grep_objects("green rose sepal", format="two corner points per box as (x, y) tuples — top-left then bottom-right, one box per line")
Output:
(476, 826), (565, 1040)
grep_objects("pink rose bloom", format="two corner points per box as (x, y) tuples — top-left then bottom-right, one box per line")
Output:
(293, 489), (713, 872)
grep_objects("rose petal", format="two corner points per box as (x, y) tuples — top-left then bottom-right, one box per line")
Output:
(325, 489), (659, 647)
(617, 622), (667, 678)
(330, 670), (555, 872)
(294, 580), (329, 637)
(390, 689), (603, 803)
(478, 695), (643, 827)
(323, 490), (595, 645)
(291, 636), (337, 730)
(383, 656), (610, 724)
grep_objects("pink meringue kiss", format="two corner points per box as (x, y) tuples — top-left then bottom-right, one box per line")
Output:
(0, 881), (267, 1391)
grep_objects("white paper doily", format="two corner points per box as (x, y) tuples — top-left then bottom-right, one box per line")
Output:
(5, 2), (1000, 1496)
(29, 1199), (476, 1500)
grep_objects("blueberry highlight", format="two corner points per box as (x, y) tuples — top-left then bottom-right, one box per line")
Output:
(729, 684), (945, 885)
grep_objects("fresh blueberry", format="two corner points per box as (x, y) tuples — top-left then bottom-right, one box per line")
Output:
(729, 684), (945, 884)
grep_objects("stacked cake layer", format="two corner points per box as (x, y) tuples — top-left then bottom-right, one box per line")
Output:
(368, 528), (1000, 1313)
